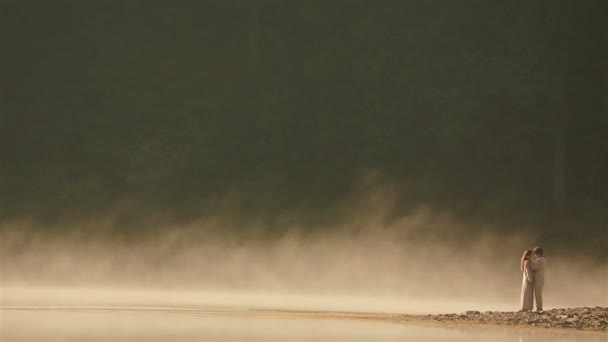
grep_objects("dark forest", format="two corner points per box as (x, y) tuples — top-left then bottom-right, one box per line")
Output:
(1, 1), (607, 253)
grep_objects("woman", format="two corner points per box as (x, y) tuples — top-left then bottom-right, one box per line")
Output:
(520, 249), (534, 311)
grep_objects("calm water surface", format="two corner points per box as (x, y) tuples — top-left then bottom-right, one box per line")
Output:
(2, 308), (606, 341)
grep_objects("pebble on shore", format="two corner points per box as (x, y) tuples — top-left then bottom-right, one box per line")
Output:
(401, 307), (608, 331)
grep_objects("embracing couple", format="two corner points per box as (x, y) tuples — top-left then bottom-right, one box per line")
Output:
(520, 246), (546, 311)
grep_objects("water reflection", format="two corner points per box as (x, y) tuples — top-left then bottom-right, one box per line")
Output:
(2, 308), (605, 341)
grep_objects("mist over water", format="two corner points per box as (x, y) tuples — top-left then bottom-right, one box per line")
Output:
(1, 198), (606, 341)
(2, 202), (606, 314)
(2, 0), (606, 340)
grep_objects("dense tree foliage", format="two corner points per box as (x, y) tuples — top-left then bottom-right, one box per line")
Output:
(1, 1), (606, 242)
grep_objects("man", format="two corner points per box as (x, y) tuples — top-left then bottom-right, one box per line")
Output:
(530, 246), (546, 311)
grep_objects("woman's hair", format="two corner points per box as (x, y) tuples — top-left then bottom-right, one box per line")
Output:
(520, 249), (533, 271)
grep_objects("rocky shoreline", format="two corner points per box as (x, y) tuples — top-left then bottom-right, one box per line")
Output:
(399, 307), (608, 332)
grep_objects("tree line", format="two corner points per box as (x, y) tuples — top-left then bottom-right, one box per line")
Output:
(1, 1), (606, 247)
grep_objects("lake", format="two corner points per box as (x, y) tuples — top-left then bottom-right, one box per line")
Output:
(2, 307), (605, 341)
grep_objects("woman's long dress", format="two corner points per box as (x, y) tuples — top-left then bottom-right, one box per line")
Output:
(520, 260), (534, 311)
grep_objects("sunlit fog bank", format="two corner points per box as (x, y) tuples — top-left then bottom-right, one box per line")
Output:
(1, 199), (606, 314)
